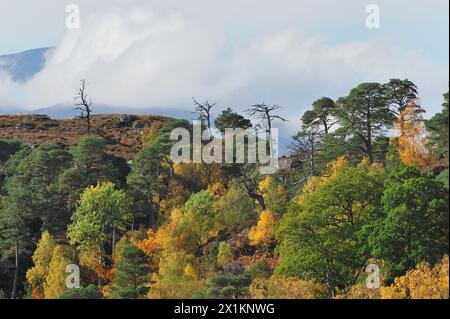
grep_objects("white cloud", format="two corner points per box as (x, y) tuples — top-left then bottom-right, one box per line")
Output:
(0, 3), (448, 133)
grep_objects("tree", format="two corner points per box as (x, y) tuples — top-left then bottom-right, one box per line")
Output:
(335, 83), (394, 162)
(0, 140), (30, 188)
(426, 90), (449, 165)
(302, 97), (337, 135)
(365, 167), (449, 281)
(395, 101), (435, 170)
(200, 263), (251, 299)
(380, 255), (449, 299)
(109, 241), (149, 299)
(0, 189), (34, 299)
(383, 79), (419, 116)
(246, 103), (287, 144)
(4, 144), (71, 234)
(248, 211), (275, 249)
(67, 182), (132, 266)
(258, 176), (287, 218)
(217, 242), (234, 267)
(214, 108), (252, 133)
(193, 98), (216, 135)
(127, 120), (191, 228)
(74, 79), (94, 136)
(58, 136), (120, 211)
(26, 231), (56, 299)
(43, 245), (72, 299)
(276, 158), (387, 295)
(184, 190), (216, 245)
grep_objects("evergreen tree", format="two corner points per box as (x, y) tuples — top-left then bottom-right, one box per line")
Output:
(109, 242), (149, 299)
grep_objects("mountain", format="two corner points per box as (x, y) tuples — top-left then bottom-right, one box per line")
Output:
(0, 47), (51, 81)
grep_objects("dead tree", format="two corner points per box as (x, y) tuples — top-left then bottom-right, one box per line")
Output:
(246, 103), (287, 136)
(192, 98), (216, 137)
(246, 103), (287, 156)
(74, 79), (93, 136)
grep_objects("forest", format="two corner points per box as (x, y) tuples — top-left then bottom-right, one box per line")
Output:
(0, 79), (448, 299)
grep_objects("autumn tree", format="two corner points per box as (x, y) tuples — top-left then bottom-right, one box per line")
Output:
(43, 245), (72, 299)
(380, 255), (449, 299)
(26, 231), (56, 299)
(248, 211), (275, 249)
(395, 101), (435, 169)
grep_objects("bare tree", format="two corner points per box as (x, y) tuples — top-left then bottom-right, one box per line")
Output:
(246, 103), (287, 157)
(246, 103), (287, 136)
(74, 79), (93, 136)
(192, 98), (216, 136)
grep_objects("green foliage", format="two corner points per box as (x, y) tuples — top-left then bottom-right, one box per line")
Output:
(127, 119), (191, 227)
(364, 167), (449, 281)
(109, 241), (149, 299)
(276, 158), (387, 293)
(335, 83), (394, 162)
(67, 182), (133, 253)
(184, 190), (216, 244)
(217, 242), (233, 266)
(214, 108), (252, 133)
(58, 136), (121, 211)
(426, 91), (449, 165)
(59, 284), (103, 299)
(213, 186), (256, 230)
(245, 260), (272, 280)
(201, 263), (252, 299)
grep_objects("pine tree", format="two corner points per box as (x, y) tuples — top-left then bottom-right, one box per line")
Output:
(109, 242), (149, 299)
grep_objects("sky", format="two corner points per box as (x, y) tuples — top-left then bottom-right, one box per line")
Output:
(0, 0), (448, 131)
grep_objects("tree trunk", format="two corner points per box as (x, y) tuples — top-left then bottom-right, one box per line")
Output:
(10, 244), (19, 299)
(249, 192), (266, 211)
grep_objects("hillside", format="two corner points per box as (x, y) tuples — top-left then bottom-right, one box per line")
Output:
(0, 113), (168, 160)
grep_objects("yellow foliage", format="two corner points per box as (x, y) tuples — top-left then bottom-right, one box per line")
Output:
(217, 241), (234, 266)
(141, 120), (164, 146)
(248, 210), (275, 247)
(148, 251), (204, 299)
(381, 256), (449, 299)
(250, 275), (327, 299)
(395, 102), (436, 170)
(26, 231), (56, 299)
(335, 283), (381, 299)
(43, 245), (72, 299)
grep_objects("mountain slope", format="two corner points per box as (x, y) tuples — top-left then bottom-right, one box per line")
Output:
(0, 47), (51, 81)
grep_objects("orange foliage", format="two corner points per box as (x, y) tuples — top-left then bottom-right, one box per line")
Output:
(248, 211), (275, 248)
(380, 255), (449, 299)
(395, 102), (436, 170)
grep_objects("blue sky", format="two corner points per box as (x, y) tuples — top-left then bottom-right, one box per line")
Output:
(0, 0), (448, 127)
